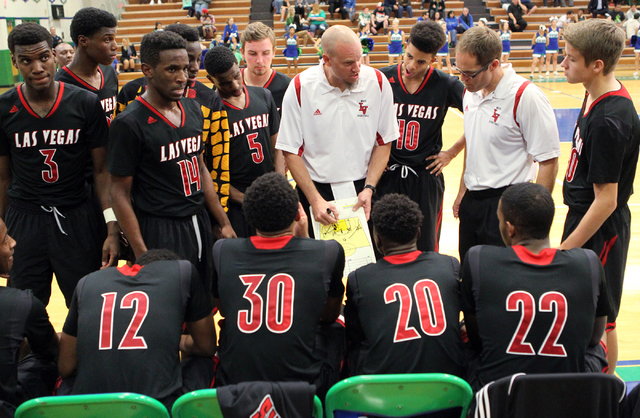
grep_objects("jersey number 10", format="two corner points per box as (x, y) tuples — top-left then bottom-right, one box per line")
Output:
(396, 119), (421, 151)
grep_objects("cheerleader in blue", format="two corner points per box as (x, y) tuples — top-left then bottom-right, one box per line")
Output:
(499, 20), (511, 64)
(531, 25), (548, 79)
(284, 26), (299, 77)
(634, 27), (640, 78)
(387, 19), (405, 66)
(436, 20), (453, 74)
(546, 17), (560, 76)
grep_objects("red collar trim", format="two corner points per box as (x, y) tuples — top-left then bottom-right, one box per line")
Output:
(512, 245), (557, 266)
(17, 82), (65, 119)
(242, 68), (276, 89)
(583, 83), (631, 117)
(135, 96), (185, 128)
(118, 264), (143, 276)
(384, 250), (422, 264)
(222, 85), (250, 110)
(61, 66), (104, 91)
(397, 64), (432, 95)
(250, 235), (294, 249)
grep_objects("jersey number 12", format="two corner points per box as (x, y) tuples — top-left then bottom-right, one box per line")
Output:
(99, 291), (149, 350)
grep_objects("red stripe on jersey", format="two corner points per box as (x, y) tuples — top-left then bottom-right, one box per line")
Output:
(263, 69), (277, 88)
(397, 64), (434, 95)
(335, 316), (345, 327)
(250, 235), (294, 249)
(435, 199), (443, 252)
(512, 245), (556, 265)
(17, 82), (65, 118)
(375, 68), (383, 91)
(513, 80), (531, 128)
(297, 144), (304, 156)
(375, 132), (384, 145)
(384, 250), (422, 264)
(222, 86), (250, 110)
(118, 264), (143, 276)
(583, 83), (632, 117)
(599, 235), (618, 266)
(60, 66), (104, 91)
(605, 322), (616, 332)
(294, 74), (302, 106)
(136, 96), (185, 128)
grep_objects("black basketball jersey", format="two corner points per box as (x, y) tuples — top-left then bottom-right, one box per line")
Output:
(212, 236), (345, 385)
(115, 77), (147, 116)
(221, 86), (280, 193)
(0, 83), (109, 206)
(0, 287), (56, 406)
(63, 260), (212, 400)
(55, 65), (118, 125)
(345, 251), (466, 377)
(379, 65), (464, 167)
(461, 245), (610, 388)
(242, 69), (291, 113)
(108, 96), (206, 217)
(563, 86), (640, 213)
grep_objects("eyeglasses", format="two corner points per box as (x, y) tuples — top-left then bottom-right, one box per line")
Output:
(453, 60), (492, 79)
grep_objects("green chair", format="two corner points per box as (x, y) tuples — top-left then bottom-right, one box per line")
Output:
(15, 392), (170, 418)
(172, 388), (323, 418)
(325, 373), (473, 418)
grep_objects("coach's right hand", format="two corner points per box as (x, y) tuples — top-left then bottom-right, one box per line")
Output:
(312, 197), (339, 225)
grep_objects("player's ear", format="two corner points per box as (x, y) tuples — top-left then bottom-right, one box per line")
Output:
(10, 54), (17, 69)
(206, 74), (217, 85)
(506, 221), (516, 238)
(141, 62), (153, 78)
(592, 59), (605, 74)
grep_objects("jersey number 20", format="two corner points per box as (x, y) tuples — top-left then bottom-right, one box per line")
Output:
(238, 274), (294, 334)
(99, 291), (149, 350)
(384, 279), (447, 343)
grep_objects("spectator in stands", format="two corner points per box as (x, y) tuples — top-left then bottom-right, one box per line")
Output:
(344, 0), (357, 22)
(193, 0), (210, 18)
(398, 0), (413, 17)
(624, 11), (640, 38)
(309, 3), (328, 35)
(183, 0), (194, 17)
(223, 17), (239, 47)
(373, 2), (390, 34)
(295, 0), (310, 17)
(120, 37), (137, 72)
(154, 21), (164, 31)
(274, 0), (290, 22)
(457, 8), (473, 33)
(329, 0), (349, 20)
(612, 3), (625, 25)
(558, 10), (576, 28)
(501, 0), (511, 10)
(200, 9), (216, 40)
(577, 7), (586, 20)
(359, 6), (373, 26)
(428, 0), (445, 20)
(54, 41), (75, 68)
(588, 0), (609, 18)
(285, 6), (314, 46)
(627, 3), (638, 21)
(384, 0), (401, 17)
(478, 17), (488, 26)
(520, 0), (537, 15)
(417, 10), (429, 20)
(508, 0), (528, 32)
(50, 27), (63, 47)
(433, 10), (443, 22)
(446, 10), (458, 45)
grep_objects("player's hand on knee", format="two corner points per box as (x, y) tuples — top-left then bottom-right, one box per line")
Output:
(426, 150), (453, 176)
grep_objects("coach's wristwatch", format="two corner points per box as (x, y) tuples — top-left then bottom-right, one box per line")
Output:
(363, 184), (376, 194)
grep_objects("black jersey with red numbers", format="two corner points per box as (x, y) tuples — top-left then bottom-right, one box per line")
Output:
(345, 251), (466, 377)
(55, 64), (118, 125)
(221, 86), (280, 193)
(0, 83), (108, 206)
(461, 245), (610, 388)
(108, 96), (206, 217)
(379, 65), (463, 167)
(242, 69), (291, 113)
(63, 260), (212, 400)
(212, 236), (344, 385)
(563, 86), (640, 213)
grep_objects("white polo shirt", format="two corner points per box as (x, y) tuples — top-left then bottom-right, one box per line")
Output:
(276, 63), (399, 184)
(463, 66), (561, 191)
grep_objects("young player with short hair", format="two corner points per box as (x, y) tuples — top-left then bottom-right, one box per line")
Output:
(559, 19), (640, 374)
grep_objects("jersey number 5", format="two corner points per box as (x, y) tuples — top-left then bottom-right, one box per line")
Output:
(396, 119), (421, 151)
(238, 274), (294, 334)
(246, 133), (264, 164)
(99, 291), (149, 350)
(506, 291), (568, 357)
(384, 279), (447, 343)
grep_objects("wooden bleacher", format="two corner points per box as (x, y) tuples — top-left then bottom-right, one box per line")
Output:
(115, 0), (637, 83)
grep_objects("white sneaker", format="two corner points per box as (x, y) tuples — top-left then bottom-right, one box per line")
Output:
(634, 71), (639, 78)
(150, 0), (155, 4)
(553, 71), (559, 76)
(545, 71), (550, 76)
(538, 75), (545, 79)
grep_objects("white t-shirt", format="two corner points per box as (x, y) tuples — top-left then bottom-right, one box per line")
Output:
(462, 66), (561, 191)
(276, 64), (399, 184)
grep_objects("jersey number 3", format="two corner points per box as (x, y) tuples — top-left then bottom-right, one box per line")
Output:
(384, 279), (447, 343)
(99, 291), (149, 350)
(40, 149), (59, 183)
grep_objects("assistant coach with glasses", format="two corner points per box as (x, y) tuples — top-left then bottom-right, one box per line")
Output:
(452, 27), (560, 262)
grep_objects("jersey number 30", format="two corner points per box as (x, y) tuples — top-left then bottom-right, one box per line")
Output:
(99, 291), (149, 350)
(238, 274), (294, 334)
(384, 279), (447, 343)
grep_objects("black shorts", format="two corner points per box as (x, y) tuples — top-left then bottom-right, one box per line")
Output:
(6, 198), (103, 307)
(458, 187), (507, 263)
(562, 205), (630, 323)
(137, 207), (214, 292)
(377, 166), (444, 252)
(226, 200), (256, 238)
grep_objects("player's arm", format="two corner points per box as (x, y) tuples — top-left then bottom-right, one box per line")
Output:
(560, 182), (617, 250)
(427, 133), (465, 175)
(535, 157), (559, 193)
(320, 241), (346, 323)
(199, 153), (236, 239)
(58, 332), (77, 378)
(272, 134), (285, 175)
(353, 142), (391, 220)
(460, 255), (482, 352)
(284, 151), (339, 224)
(453, 141), (468, 219)
(181, 313), (217, 357)
(91, 145), (121, 268)
(110, 174), (147, 259)
(229, 185), (245, 204)
(0, 155), (12, 219)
